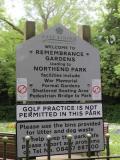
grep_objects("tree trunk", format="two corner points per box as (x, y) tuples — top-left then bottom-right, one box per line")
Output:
(43, 19), (48, 30)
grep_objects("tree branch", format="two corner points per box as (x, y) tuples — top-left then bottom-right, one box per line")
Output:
(0, 17), (24, 35)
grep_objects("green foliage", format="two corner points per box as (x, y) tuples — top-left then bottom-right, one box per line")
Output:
(93, 0), (120, 98)
(0, 0), (24, 105)
(23, 0), (104, 32)
(100, 44), (120, 97)
(103, 104), (120, 123)
(0, 28), (23, 104)
(24, 0), (80, 32)
(114, 64), (120, 77)
(0, 105), (15, 121)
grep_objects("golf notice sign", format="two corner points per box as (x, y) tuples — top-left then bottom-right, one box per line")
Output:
(17, 103), (102, 121)
(16, 24), (101, 102)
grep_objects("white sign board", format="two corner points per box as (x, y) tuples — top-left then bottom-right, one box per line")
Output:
(17, 103), (102, 121)
(16, 24), (101, 102)
(17, 119), (104, 158)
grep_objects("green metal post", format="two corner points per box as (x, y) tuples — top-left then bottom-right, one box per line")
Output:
(105, 133), (110, 160)
(47, 135), (52, 160)
(25, 135), (31, 160)
(67, 134), (72, 159)
(87, 133), (92, 159)
(2, 136), (8, 160)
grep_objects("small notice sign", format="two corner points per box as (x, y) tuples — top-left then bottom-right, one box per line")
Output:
(17, 78), (28, 101)
(17, 119), (104, 158)
(16, 103), (102, 121)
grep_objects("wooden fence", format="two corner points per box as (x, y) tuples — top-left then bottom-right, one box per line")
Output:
(0, 132), (16, 159)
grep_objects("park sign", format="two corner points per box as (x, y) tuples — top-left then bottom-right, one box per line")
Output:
(16, 23), (104, 158)
(16, 24), (101, 102)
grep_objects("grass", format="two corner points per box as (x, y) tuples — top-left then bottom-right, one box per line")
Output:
(102, 104), (120, 159)
(109, 124), (120, 156)
(102, 123), (120, 160)
(0, 122), (15, 133)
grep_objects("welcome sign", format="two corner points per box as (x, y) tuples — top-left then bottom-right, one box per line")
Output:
(16, 24), (101, 102)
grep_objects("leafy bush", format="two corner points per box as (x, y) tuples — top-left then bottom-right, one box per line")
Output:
(0, 105), (15, 121)
(103, 104), (120, 123)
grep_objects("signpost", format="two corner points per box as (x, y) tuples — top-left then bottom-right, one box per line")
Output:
(16, 23), (104, 158)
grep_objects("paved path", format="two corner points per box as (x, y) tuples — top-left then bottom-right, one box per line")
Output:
(36, 154), (85, 160)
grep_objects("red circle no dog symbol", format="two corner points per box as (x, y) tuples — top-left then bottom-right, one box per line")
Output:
(17, 85), (27, 94)
(92, 86), (101, 94)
